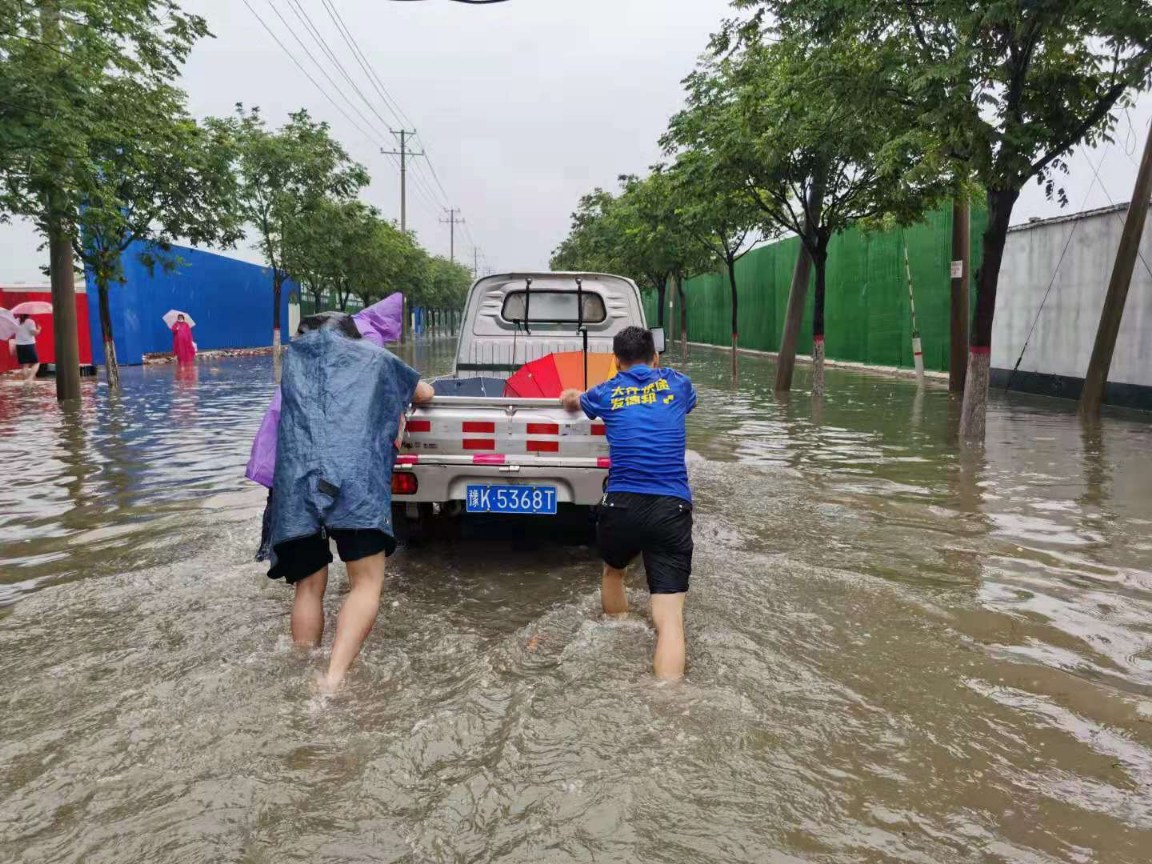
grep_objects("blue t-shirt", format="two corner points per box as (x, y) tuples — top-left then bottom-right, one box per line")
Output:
(580, 365), (697, 503)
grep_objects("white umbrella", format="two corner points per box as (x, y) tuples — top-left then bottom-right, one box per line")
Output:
(0, 308), (18, 341)
(163, 309), (195, 329)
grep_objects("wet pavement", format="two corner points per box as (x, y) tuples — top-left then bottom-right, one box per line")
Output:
(2, 342), (1151, 863)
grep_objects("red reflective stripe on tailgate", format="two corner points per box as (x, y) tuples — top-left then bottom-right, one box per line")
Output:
(463, 421), (495, 433)
(473, 454), (506, 465)
(526, 440), (560, 453)
(463, 439), (496, 451)
(395, 454), (419, 465)
(407, 420), (431, 433)
(526, 423), (560, 435)
(591, 425), (606, 436)
(597, 457), (611, 468)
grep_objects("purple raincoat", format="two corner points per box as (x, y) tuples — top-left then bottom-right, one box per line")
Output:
(245, 293), (405, 488)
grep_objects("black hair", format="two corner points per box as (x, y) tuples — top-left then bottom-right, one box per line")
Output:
(613, 326), (655, 365)
(296, 311), (362, 339)
(17, 314), (29, 323)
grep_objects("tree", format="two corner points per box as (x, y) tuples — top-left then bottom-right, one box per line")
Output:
(550, 188), (628, 275)
(211, 106), (368, 378)
(1, 0), (212, 398)
(70, 81), (242, 388)
(282, 199), (345, 311)
(669, 26), (947, 395)
(666, 152), (760, 378)
(551, 175), (699, 332)
(748, 0), (1152, 433)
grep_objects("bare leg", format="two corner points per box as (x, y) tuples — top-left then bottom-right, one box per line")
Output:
(651, 593), (687, 681)
(322, 552), (386, 690)
(291, 566), (328, 647)
(602, 563), (628, 618)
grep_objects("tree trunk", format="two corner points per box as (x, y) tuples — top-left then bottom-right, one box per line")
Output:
(776, 172), (827, 392)
(42, 2), (80, 402)
(812, 242), (829, 397)
(678, 274), (688, 363)
(272, 273), (283, 384)
(657, 283), (666, 329)
(96, 277), (120, 390)
(959, 187), (1019, 441)
(727, 257), (739, 381)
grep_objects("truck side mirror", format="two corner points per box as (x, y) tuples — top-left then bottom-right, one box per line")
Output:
(650, 327), (667, 354)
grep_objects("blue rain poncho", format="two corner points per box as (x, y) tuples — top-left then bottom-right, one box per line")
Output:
(267, 326), (420, 560)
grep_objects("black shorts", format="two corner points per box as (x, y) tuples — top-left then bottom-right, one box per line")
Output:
(268, 529), (394, 585)
(597, 492), (693, 594)
(16, 344), (38, 365)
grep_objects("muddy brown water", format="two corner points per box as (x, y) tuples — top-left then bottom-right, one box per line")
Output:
(2, 342), (1151, 863)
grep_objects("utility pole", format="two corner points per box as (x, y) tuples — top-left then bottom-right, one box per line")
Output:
(381, 129), (422, 233)
(440, 208), (463, 263)
(1080, 120), (1152, 417)
(42, 1), (80, 401)
(473, 247), (480, 280)
(950, 197), (971, 394)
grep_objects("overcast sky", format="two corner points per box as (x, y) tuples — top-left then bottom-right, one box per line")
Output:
(2, 0), (1149, 284)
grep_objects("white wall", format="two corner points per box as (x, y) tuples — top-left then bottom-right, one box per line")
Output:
(993, 205), (1152, 387)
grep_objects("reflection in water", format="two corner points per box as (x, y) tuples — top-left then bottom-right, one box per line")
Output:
(2, 343), (1152, 862)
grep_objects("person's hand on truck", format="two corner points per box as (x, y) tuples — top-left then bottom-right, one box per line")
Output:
(559, 388), (583, 412)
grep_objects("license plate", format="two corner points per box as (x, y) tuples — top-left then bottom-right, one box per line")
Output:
(466, 485), (558, 516)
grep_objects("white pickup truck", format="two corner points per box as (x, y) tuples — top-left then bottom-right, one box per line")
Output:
(392, 271), (663, 540)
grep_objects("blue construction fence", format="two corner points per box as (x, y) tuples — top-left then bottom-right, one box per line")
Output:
(87, 241), (295, 366)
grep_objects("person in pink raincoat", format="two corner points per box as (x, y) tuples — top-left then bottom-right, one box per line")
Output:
(171, 314), (196, 364)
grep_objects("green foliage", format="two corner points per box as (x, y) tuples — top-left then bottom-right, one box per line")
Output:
(0, 0), (211, 224)
(550, 172), (702, 326)
(74, 82), (243, 293)
(208, 105), (369, 329)
(747, 0), (1152, 204)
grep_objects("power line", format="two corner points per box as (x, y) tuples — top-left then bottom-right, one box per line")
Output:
(317, 0), (412, 132)
(312, 0), (478, 246)
(281, 0), (397, 138)
(263, 0), (390, 143)
(239, 0), (386, 151)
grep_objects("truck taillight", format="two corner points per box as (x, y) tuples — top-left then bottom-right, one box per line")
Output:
(392, 472), (418, 495)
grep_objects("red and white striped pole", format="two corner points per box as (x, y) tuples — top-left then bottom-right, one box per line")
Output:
(903, 242), (925, 387)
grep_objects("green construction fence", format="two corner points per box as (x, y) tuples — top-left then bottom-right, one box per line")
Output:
(643, 203), (987, 372)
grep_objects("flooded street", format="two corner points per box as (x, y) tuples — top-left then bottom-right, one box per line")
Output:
(2, 343), (1152, 863)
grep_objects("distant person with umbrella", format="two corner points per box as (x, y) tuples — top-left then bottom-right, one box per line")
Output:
(13, 314), (42, 383)
(166, 311), (196, 364)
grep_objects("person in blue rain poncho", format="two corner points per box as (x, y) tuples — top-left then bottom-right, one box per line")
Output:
(267, 311), (433, 691)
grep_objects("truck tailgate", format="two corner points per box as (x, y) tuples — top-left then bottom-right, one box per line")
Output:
(400, 396), (608, 465)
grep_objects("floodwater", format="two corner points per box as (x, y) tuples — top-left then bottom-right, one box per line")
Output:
(2, 342), (1152, 864)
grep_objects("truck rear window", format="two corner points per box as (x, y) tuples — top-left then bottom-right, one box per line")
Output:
(502, 291), (607, 326)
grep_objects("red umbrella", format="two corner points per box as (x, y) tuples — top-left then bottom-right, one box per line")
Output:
(9, 301), (52, 316)
(504, 352), (618, 398)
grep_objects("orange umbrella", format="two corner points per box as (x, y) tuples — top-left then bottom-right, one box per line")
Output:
(504, 351), (618, 398)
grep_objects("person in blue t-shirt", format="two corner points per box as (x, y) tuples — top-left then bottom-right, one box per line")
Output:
(560, 326), (697, 680)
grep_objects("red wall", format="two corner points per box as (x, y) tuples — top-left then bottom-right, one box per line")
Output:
(1, 287), (93, 374)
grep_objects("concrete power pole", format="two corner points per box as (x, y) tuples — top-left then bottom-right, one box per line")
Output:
(383, 130), (421, 344)
(382, 129), (422, 234)
(1080, 121), (1152, 417)
(473, 247), (480, 280)
(440, 208), (463, 263)
(950, 197), (971, 394)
